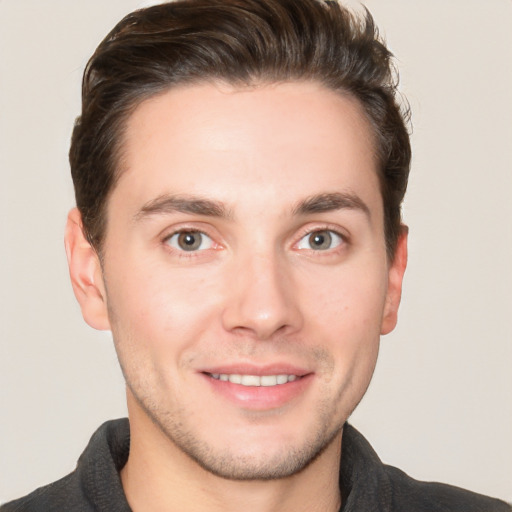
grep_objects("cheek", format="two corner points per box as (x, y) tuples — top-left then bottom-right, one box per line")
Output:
(302, 263), (388, 333)
(298, 261), (386, 378)
(104, 257), (224, 355)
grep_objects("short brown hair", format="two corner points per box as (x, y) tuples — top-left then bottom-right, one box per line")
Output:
(70, 0), (411, 258)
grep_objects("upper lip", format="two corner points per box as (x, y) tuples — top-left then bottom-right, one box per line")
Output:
(198, 363), (311, 377)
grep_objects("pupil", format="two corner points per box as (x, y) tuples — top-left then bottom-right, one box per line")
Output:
(178, 232), (200, 251)
(310, 231), (331, 250)
(313, 234), (325, 245)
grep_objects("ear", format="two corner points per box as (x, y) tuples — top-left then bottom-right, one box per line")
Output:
(381, 226), (408, 335)
(64, 208), (110, 330)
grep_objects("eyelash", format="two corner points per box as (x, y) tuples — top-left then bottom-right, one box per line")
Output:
(294, 225), (349, 253)
(162, 227), (219, 258)
(160, 224), (349, 257)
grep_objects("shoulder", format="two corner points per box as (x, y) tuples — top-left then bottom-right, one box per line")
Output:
(383, 464), (511, 512)
(340, 424), (511, 512)
(1, 419), (130, 512)
(0, 472), (91, 512)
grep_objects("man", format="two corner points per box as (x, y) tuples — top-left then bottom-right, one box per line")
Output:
(2, 0), (510, 510)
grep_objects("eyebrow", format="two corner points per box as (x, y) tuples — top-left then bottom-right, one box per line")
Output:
(133, 191), (370, 223)
(134, 194), (231, 221)
(292, 192), (371, 219)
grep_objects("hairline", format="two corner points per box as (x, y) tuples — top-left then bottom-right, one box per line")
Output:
(94, 77), (386, 255)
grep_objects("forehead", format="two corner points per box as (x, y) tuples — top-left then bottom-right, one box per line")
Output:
(112, 81), (381, 219)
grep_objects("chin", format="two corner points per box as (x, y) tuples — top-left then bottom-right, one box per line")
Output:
(143, 400), (344, 481)
(174, 425), (343, 481)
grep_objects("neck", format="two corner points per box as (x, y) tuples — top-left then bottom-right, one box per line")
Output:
(121, 398), (342, 512)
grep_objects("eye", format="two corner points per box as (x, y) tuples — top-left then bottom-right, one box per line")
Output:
(165, 230), (214, 252)
(296, 229), (344, 251)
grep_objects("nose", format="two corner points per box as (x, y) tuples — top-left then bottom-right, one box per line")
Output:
(221, 251), (303, 340)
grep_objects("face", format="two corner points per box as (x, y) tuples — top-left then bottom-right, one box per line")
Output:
(67, 81), (406, 480)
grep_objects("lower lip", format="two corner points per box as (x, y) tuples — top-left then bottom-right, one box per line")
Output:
(201, 373), (313, 410)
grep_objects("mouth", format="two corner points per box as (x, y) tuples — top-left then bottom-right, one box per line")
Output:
(206, 373), (299, 387)
(200, 367), (312, 410)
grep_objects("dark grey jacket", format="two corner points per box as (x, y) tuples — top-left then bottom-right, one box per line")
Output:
(2, 419), (510, 511)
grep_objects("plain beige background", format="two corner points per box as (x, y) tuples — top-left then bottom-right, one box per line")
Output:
(1, 0), (511, 505)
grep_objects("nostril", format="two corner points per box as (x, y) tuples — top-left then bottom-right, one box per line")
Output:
(220, 264), (304, 339)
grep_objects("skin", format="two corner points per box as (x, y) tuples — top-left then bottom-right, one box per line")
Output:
(65, 81), (407, 512)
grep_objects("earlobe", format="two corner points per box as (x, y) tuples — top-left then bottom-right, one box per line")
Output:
(381, 227), (408, 335)
(65, 208), (111, 331)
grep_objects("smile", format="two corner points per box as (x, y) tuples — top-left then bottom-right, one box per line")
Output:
(207, 373), (298, 387)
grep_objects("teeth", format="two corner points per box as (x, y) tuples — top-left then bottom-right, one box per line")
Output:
(209, 373), (299, 387)
(229, 374), (242, 384)
(276, 374), (288, 385)
(260, 375), (277, 386)
(241, 375), (260, 386)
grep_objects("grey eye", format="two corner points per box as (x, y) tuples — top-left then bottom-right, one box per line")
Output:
(166, 231), (214, 251)
(297, 230), (343, 251)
